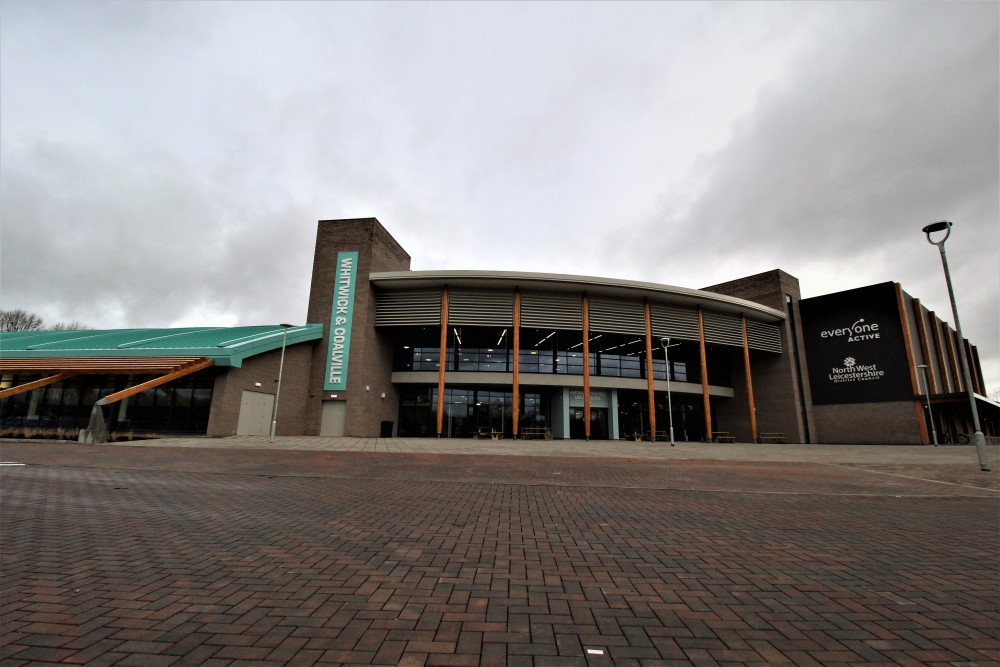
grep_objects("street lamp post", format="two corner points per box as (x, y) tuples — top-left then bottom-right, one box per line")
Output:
(921, 221), (989, 470)
(269, 323), (294, 444)
(660, 337), (680, 446)
(916, 364), (937, 446)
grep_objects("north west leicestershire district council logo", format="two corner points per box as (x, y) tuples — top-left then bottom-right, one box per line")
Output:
(844, 357), (856, 367)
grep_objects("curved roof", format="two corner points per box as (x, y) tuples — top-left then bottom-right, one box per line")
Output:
(370, 270), (786, 322)
(0, 324), (323, 367)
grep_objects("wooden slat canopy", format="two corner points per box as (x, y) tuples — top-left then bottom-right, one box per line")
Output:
(0, 356), (209, 374)
(0, 356), (214, 403)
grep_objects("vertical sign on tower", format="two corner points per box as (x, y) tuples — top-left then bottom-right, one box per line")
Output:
(325, 251), (359, 391)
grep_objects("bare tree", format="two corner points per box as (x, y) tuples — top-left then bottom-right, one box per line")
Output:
(0, 309), (44, 332)
(49, 321), (94, 331)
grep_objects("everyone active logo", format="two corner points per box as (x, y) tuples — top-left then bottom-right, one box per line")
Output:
(829, 356), (884, 383)
(819, 317), (880, 342)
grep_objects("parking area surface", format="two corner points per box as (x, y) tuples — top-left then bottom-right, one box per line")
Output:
(1, 439), (998, 665)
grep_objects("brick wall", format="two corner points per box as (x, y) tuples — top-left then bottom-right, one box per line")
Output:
(206, 343), (315, 436)
(303, 218), (411, 436)
(811, 401), (921, 444)
(702, 269), (814, 443)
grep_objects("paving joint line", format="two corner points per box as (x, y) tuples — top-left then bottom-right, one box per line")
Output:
(5, 462), (994, 498)
(818, 461), (1000, 494)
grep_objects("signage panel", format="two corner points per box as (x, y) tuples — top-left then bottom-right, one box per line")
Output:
(570, 390), (609, 407)
(798, 282), (911, 405)
(324, 251), (359, 391)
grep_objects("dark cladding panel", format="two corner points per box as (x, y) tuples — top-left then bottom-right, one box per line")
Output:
(798, 282), (911, 405)
(747, 320), (782, 354)
(702, 311), (744, 347)
(448, 290), (514, 326)
(588, 297), (645, 335)
(649, 304), (699, 341)
(520, 291), (582, 329)
(375, 290), (441, 326)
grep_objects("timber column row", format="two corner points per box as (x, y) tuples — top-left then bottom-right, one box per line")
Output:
(431, 288), (764, 441)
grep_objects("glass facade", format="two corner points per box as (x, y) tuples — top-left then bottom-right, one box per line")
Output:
(398, 386), (547, 438)
(392, 325), (711, 384)
(388, 324), (739, 439)
(0, 370), (217, 435)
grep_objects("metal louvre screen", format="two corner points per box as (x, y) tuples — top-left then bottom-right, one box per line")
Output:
(588, 297), (645, 335)
(448, 290), (514, 326)
(746, 320), (782, 353)
(374, 290), (441, 326)
(702, 311), (744, 347)
(520, 291), (582, 329)
(649, 304), (699, 341)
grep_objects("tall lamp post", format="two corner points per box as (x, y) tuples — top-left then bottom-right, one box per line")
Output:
(921, 221), (990, 471)
(660, 337), (680, 446)
(916, 364), (937, 446)
(269, 323), (294, 444)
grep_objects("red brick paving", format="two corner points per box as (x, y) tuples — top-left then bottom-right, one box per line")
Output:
(1, 442), (998, 665)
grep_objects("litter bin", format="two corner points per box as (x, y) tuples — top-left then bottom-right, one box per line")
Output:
(380, 421), (394, 438)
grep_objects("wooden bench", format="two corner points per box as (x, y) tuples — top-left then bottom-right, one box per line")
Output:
(474, 427), (501, 440)
(713, 432), (735, 443)
(520, 427), (553, 440)
(758, 432), (785, 443)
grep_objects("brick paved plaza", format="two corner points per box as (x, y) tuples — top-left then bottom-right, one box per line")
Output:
(1, 439), (998, 665)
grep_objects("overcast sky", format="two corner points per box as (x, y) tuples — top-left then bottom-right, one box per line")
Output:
(2, 1), (997, 390)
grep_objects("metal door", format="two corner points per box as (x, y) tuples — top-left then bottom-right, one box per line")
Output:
(321, 400), (347, 436)
(236, 390), (273, 436)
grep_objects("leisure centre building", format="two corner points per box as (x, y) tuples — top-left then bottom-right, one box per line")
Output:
(1, 218), (996, 444)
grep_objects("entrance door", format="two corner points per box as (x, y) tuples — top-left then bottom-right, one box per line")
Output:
(321, 400), (347, 436)
(590, 408), (608, 439)
(237, 391), (273, 436)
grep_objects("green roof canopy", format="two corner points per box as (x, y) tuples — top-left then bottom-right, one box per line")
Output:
(0, 325), (324, 368)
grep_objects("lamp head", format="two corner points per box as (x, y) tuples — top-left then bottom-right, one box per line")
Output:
(922, 220), (952, 246)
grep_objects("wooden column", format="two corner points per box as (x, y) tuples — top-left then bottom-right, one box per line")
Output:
(971, 346), (985, 396)
(741, 315), (758, 443)
(929, 313), (952, 393)
(912, 298), (938, 394)
(964, 339), (982, 394)
(582, 294), (591, 439)
(945, 327), (963, 392)
(895, 284), (928, 444)
(697, 307), (712, 441)
(644, 300), (656, 438)
(512, 290), (520, 438)
(436, 287), (449, 436)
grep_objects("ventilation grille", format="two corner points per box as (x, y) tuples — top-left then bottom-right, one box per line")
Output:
(520, 291), (582, 329)
(448, 290), (514, 326)
(375, 290), (441, 326)
(702, 311), (744, 347)
(649, 304), (700, 341)
(747, 321), (782, 353)
(587, 297), (646, 335)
